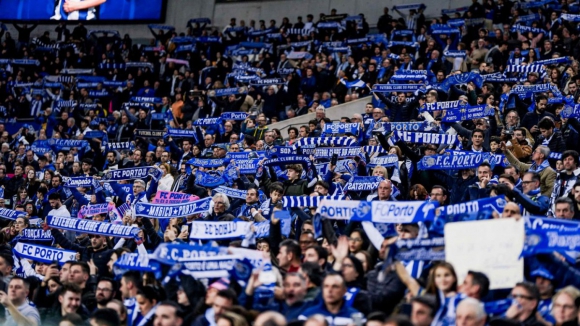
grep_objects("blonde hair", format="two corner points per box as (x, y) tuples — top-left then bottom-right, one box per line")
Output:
(160, 163), (171, 176)
(552, 286), (580, 307)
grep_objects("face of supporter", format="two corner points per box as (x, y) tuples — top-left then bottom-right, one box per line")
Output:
(212, 295), (233, 319)
(59, 290), (81, 314)
(348, 231), (363, 252)
(378, 181), (392, 200)
(137, 294), (156, 315)
(459, 274), (480, 298)
(299, 233), (316, 253)
(314, 184), (328, 195)
(213, 197), (226, 214)
(562, 155), (577, 172)
(96, 281), (115, 305)
(455, 303), (485, 326)
(304, 247), (320, 264)
(133, 182), (144, 196)
(511, 286), (538, 314)
(536, 99), (547, 112)
(322, 275), (347, 306)
(471, 132), (484, 147)
(8, 279), (28, 303)
(434, 266), (456, 292)
(411, 301), (434, 326)
(283, 274), (307, 305)
(341, 257), (359, 282)
(277, 246), (292, 268)
(48, 279), (60, 293)
(154, 305), (182, 326)
(69, 265), (87, 285)
(476, 166), (491, 183)
(555, 203), (574, 219)
(574, 185), (580, 202)
(522, 174), (539, 194)
(287, 168), (299, 181)
(552, 292), (578, 324)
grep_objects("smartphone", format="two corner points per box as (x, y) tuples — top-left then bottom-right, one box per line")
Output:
(181, 225), (188, 233)
(331, 154), (338, 166)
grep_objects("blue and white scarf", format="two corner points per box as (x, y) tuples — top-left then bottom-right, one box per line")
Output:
(322, 123), (361, 135)
(292, 137), (356, 149)
(315, 147), (362, 159)
(213, 186), (248, 200)
(250, 78), (285, 86)
(229, 159), (260, 174)
(16, 229), (53, 243)
(113, 253), (161, 279)
(529, 160), (550, 173)
(107, 141), (134, 151)
(103, 166), (161, 181)
(46, 215), (140, 238)
(13, 242), (76, 264)
(439, 72), (484, 92)
(165, 128), (198, 139)
(0, 208), (27, 221)
(394, 237), (446, 261)
(392, 131), (462, 147)
(316, 199), (438, 223)
(187, 158), (224, 168)
(282, 196), (344, 208)
(130, 96), (162, 104)
(510, 24), (546, 35)
(193, 117), (223, 126)
(221, 112), (248, 120)
(382, 121), (435, 133)
(522, 218), (580, 256)
(63, 176), (94, 188)
(150, 243), (223, 265)
(134, 197), (212, 218)
(442, 105), (494, 122)
(372, 84), (424, 93)
(344, 176), (384, 191)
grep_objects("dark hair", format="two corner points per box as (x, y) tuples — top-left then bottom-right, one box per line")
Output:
(269, 183), (284, 195)
(499, 174), (515, 184)
(280, 239), (301, 261)
(524, 171), (541, 184)
(472, 129), (485, 138)
(306, 245), (328, 263)
(515, 282), (540, 301)
(300, 261), (324, 286)
(561, 150), (580, 165)
(217, 289), (238, 304)
(467, 271), (490, 298)
(478, 162), (492, 171)
(48, 192), (61, 201)
(412, 295), (438, 316)
(60, 313), (85, 325)
(314, 180), (329, 191)
(70, 261), (90, 275)
(137, 285), (161, 304)
(10, 276), (30, 289)
(538, 117), (555, 130)
(431, 185), (448, 197)
(383, 315), (414, 326)
(122, 271), (142, 290)
(535, 94), (548, 103)
(98, 277), (118, 294)
(505, 165), (520, 174)
(555, 197), (574, 211)
(90, 308), (121, 326)
(0, 252), (14, 270)
(60, 283), (82, 296)
(288, 127), (299, 136)
(158, 300), (185, 320)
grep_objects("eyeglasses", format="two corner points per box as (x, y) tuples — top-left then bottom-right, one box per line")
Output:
(509, 294), (534, 300)
(342, 263), (354, 268)
(97, 287), (113, 292)
(348, 237), (362, 242)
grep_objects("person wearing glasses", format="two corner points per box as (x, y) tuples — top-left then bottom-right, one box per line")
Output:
(505, 172), (550, 216)
(492, 282), (543, 326)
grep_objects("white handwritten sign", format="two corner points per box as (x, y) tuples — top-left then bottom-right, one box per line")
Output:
(445, 218), (524, 290)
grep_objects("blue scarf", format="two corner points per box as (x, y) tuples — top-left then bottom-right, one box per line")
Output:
(47, 215), (140, 238)
(394, 237), (446, 261)
(187, 158), (224, 168)
(344, 176), (384, 191)
(315, 147), (362, 159)
(134, 197), (212, 218)
(529, 160), (550, 173)
(16, 229), (53, 243)
(107, 141), (135, 151)
(130, 96), (162, 104)
(382, 121), (435, 133)
(438, 72), (484, 92)
(230, 159), (260, 174)
(63, 176), (94, 188)
(103, 166), (161, 181)
(372, 84), (424, 93)
(282, 196), (344, 207)
(392, 131), (462, 148)
(250, 78), (285, 86)
(0, 208), (27, 220)
(221, 112), (248, 120)
(13, 242), (76, 264)
(195, 170), (226, 187)
(193, 117), (223, 126)
(292, 137), (356, 149)
(113, 253), (161, 279)
(165, 128), (198, 139)
(442, 105), (495, 122)
(421, 100), (463, 112)
(316, 199), (438, 223)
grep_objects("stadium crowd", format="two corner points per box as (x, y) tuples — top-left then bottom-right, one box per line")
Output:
(0, 0), (579, 326)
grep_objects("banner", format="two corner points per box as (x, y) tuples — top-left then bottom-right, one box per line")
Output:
(13, 242), (76, 264)
(372, 84), (424, 93)
(394, 237), (446, 261)
(113, 252), (161, 277)
(445, 218), (524, 290)
(78, 203), (113, 219)
(107, 141), (135, 151)
(17, 229), (53, 243)
(291, 137), (356, 149)
(47, 215), (140, 238)
(213, 186), (249, 200)
(153, 191), (198, 204)
(188, 221), (269, 240)
(134, 197), (212, 218)
(316, 199), (438, 224)
(151, 243), (223, 265)
(179, 255), (238, 279)
(315, 147), (361, 158)
(103, 166), (161, 181)
(382, 121), (435, 133)
(187, 158), (224, 168)
(165, 129), (198, 138)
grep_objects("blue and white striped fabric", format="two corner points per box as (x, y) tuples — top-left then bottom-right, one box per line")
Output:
(282, 195), (344, 208)
(505, 64), (546, 73)
(292, 137), (356, 149)
(341, 79), (366, 88)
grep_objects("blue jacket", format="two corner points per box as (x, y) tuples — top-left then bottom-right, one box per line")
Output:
(298, 300), (361, 326)
(512, 188), (550, 216)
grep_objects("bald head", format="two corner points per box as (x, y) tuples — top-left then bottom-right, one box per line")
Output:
(501, 202), (521, 219)
(254, 311), (287, 326)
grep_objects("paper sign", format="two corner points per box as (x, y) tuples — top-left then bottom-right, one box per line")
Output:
(445, 218), (524, 290)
